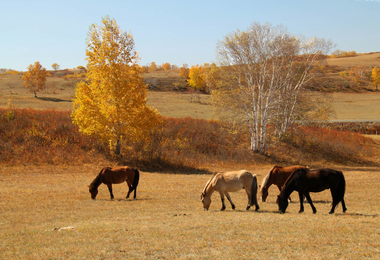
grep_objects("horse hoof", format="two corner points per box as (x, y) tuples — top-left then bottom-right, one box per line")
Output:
(298, 210), (304, 213)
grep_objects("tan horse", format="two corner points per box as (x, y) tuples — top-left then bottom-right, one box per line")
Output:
(260, 165), (308, 202)
(88, 166), (140, 200)
(201, 170), (259, 211)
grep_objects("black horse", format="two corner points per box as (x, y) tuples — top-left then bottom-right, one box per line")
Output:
(278, 168), (347, 214)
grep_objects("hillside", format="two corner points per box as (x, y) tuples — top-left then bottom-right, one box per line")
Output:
(326, 52), (380, 68)
(304, 52), (380, 92)
(1, 52), (380, 118)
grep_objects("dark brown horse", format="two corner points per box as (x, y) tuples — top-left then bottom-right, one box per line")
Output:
(260, 165), (307, 202)
(88, 166), (140, 200)
(278, 168), (347, 214)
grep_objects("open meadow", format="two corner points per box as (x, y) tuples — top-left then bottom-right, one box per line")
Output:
(0, 165), (379, 259)
(1, 57), (380, 258)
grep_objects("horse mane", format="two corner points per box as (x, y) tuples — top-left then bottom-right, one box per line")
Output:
(202, 172), (218, 196)
(89, 167), (106, 189)
(260, 174), (270, 191)
(282, 167), (307, 189)
(261, 166), (280, 189)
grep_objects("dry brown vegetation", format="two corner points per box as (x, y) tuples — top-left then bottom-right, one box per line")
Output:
(1, 165), (379, 259)
(1, 55), (380, 259)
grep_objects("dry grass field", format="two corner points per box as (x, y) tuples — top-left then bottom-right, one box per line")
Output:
(1, 56), (380, 259)
(326, 52), (380, 68)
(1, 73), (380, 121)
(1, 165), (379, 259)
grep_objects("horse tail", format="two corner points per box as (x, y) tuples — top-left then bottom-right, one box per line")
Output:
(132, 169), (140, 190)
(336, 170), (346, 203)
(251, 174), (259, 210)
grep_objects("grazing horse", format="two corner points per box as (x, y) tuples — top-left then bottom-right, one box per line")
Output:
(278, 168), (347, 214)
(88, 166), (140, 200)
(260, 165), (308, 202)
(200, 170), (259, 211)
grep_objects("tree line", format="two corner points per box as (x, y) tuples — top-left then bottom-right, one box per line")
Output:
(20, 16), (380, 157)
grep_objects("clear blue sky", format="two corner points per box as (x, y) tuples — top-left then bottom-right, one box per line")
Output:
(1, 0), (379, 71)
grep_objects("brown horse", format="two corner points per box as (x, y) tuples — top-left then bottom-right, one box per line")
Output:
(201, 170), (259, 211)
(260, 165), (307, 202)
(278, 168), (347, 214)
(88, 166), (140, 200)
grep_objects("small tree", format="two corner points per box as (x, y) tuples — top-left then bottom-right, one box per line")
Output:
(349, 65), (366, 85)
(22, 61), (47, 98)
(149, 62), (157, 72)
(71, 16), (162, 155)
(179, 64), (190, 79)
(162, 62), (171, 71)
(52, 63), (60, 71)
(188, 65), (206, 92)
(371, 66), (380, 90)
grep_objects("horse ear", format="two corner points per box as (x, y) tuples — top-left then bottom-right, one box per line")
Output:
(87, 185), (90, 188)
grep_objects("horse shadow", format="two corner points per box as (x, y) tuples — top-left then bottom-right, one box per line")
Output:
(37, 97), (72, 102)
(94, 197), (152, 202)
(335, 212), (378, 217)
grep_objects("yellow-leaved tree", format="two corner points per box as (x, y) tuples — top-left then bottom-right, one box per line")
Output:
(22, 61), (47, 98)
(371, 66), (380, 90)
(188, 64), (206, 92)
(71, 16), (162, 155)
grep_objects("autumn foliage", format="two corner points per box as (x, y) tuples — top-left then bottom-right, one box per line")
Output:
(71, 17), (162, 155)
(22, 61), (47, 98)
(283, 126), (373, 164)
(0, 108), (374, 169)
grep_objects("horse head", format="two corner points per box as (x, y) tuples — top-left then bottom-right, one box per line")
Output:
(261, 187), (269, 202)
(88, 184), (98, 199)
(277, 195), (288, 213)
(200, 192), (211, 211)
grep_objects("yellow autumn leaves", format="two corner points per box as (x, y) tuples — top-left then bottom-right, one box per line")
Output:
(71, 16), (162, 155)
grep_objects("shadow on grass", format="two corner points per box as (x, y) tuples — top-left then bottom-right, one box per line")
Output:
(37, 97), (72, 102)
(336, 212), (379, 217)
(115, 157), (213, 175)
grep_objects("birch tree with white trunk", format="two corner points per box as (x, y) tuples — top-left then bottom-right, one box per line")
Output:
(212, 22), (333, 154)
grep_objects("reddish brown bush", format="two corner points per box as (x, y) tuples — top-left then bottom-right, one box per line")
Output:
(0, 109), (374, 169)
(283, 126), (373, 164)
(0, 108), (107, 165)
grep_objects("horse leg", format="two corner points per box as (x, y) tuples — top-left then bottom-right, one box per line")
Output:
(304, 192), (317, 213)
(133, 187), (137, 199)
(329, 188), (346, 214)
(225, 192), (235, 210)
(298, 192), (304, 213)
(107, 184), (114, 200)
(126, 182), (132, 199)
(244, 189), (251, 210)
(341, 198), (347, 213)
(219, 192), (226, 211)
(277, 185), (291, 202)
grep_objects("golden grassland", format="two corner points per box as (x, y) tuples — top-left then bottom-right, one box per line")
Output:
(1, 54), (380, 259)
(1, 165), (379, 259)
(326, 52), (380, 68)
(330, 92), (380, 121)
(1, 73), (380, 121)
